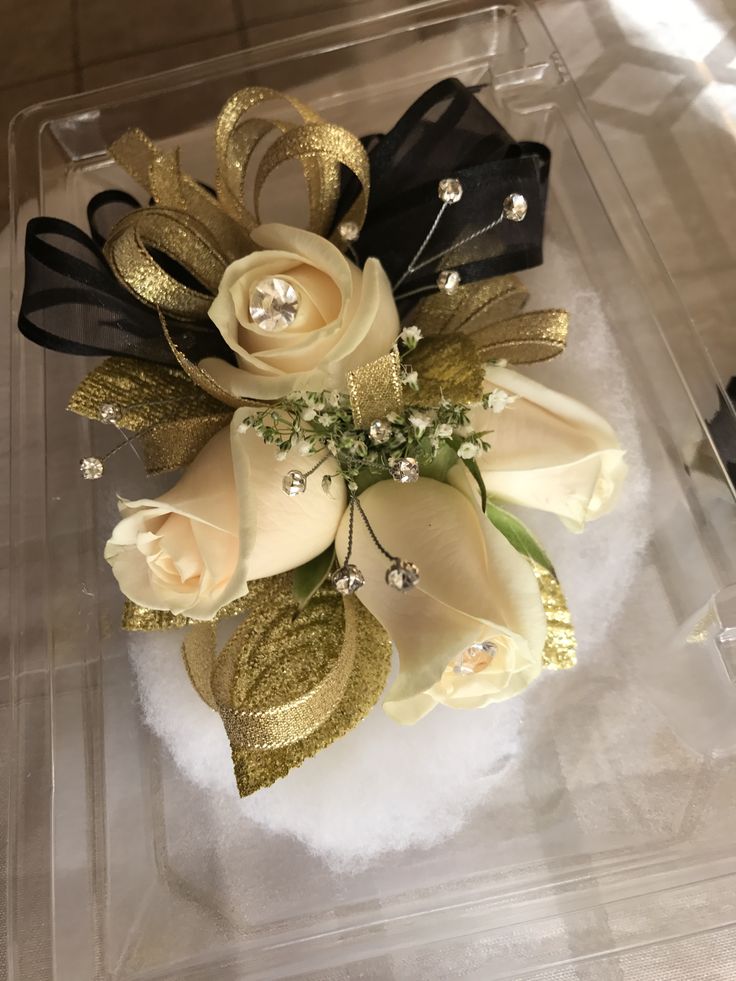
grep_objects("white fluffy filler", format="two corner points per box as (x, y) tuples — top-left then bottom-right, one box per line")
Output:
(128, 240), (651, 871)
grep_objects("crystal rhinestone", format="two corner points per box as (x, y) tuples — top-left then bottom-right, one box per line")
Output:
(282, 470), (307, 496)
(369, 418), (393, 445)
(331, 564), (365, 595)
(338, 220), (360, 242)
(80, 457), (104, 480)
(388, 457), (419, 484)
(502, 192), (528, 222)
(436, 269), (461, 294)
(99, 403), (122, 425)
(249, 277), (299, 333)
(386, 559), (420, 591)
(438, 177), (463, 204)
(453, 640), (498, 675)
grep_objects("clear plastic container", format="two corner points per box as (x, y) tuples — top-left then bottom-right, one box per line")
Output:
(7, 2), (736, 978)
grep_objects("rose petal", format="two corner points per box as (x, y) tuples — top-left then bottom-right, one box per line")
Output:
(473, 366), (627, 531)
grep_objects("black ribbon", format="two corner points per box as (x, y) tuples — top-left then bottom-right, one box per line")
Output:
(334, 78), (550, 315)
(19, 209), (234, 365)
(18, 78), (550, 362)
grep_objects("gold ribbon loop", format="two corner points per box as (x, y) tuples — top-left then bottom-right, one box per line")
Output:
(215, 86), (370, 237)
(104, 208), (227, 319)
(347, 348), (404, 428)
(106, 87), (371, 322)
(158, 310), (264, 409)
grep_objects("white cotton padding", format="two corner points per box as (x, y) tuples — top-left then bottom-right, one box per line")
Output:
(127, 237), (652, 871)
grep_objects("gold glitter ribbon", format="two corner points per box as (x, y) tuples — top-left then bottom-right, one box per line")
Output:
(181, 574), (392, 796)
(105, 88), (370, 320)
(215, 87), (370, 238)
(410, 334), (485, 407)
(67, 356), (232, 474)
(158, 310), (264, 409)
(347, 348), (404, 428)
(413, 274), (568, 365)
(122, 595), (249, 632)
(532, 563), (577, 670)
(104, 207), (229, 320)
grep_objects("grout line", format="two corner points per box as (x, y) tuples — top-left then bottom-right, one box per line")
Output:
(69, 0), (84, 93)
(230, 0), (248, 48)
(77, 27), (240, 71)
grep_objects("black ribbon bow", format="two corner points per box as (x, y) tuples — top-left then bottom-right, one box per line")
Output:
(334, 78), (551, 315)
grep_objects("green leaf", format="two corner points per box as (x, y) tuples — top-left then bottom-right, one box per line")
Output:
(448, 436), (487, 511)
(292, 547), (335, 613)
(420, 443), (457, 482)
(485, 500), (556, 576)
(462, 455), (488, 513)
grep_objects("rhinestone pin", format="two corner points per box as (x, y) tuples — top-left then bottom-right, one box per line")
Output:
(80, 457), (104, 480)
(338, 220), (360, 243)
(453, 640), (498, 675)
(388, 457), (419, 484)
(386, 559), (420, 591)
(99, 403), (122, 425)
(502, 193), (528, 222)
(331, 564), (365, 595)
(282, 470), (307, 496)
(369, 418), (393, 445)
(438, 178), (463, 204)
(249, 277), (299, 333)
(437, 269), (461, 294)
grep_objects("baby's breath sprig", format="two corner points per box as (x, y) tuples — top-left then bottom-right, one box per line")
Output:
(241, 385), (493, 492)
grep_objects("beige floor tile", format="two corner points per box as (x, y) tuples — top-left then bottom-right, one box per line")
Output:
(76, 0), (238, 65)
(82, 32), (242, 89)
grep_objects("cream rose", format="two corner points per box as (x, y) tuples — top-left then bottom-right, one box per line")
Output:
(472, 366), (627, 532)
(202, 223), (400, 401)
(335, 467), (547, 724)
(104, 409), (347, 619)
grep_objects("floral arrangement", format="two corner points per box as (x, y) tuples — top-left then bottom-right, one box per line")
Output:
(19, 80), (626, 796)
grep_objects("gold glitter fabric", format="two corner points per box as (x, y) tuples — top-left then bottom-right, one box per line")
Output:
(214, 86), (370, 239)
(474, 310), (569, 365)
(347, 348), (404, 428)
(412, 274), (568, 365)
(182, 621), (218, 708)
(122, 595), (249, 632)
(139, 414), (231, 475)
(410, 335), (485, 407)
(104, 207), (228, 320)
(158, 310), (264, 409)
(532, 563), (578, 670)
(110, 129), (250, 264)
(105, 87), (370, 321)
(181, 574), (391, 797)
(67, 355), (232, 473)
(413, 274), (529, 336)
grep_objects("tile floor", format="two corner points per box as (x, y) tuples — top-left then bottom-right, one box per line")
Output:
(0, 0), (375, 220)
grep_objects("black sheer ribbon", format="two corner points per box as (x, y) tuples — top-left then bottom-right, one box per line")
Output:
(333, 78), (550, 314)
(18, 78), (550, 362)
(19, 207), (234, 365)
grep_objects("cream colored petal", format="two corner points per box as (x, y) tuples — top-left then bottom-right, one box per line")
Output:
(474, 365), (627, 529)
(251, 223), (353, 296)
(325, 259), (399, 366)
(231, 408), (348, 578)
(335, 477), (546, 723)
(104, 420), (254, 619)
